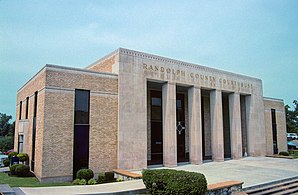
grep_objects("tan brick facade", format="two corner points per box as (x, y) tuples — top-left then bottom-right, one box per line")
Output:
(86, 53), (117, 73)
(15, 65), (118, 182)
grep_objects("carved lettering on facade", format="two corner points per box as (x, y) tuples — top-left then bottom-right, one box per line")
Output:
(143, 63), (252, 92)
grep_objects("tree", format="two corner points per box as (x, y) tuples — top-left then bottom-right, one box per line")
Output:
(0, 113), (15, 151)
(285, 99), (298, 134)
(0, 113), (15, 136)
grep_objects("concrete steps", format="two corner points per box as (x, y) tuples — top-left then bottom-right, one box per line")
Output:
(244, 176), (298, 195)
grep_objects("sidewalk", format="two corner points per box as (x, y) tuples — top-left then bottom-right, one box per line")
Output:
(0, 167), (9, 173)
(17, 157), (298, 194)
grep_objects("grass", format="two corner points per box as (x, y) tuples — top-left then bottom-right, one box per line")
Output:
(289, 150), (298, 159)
(0, 173), (72, 187)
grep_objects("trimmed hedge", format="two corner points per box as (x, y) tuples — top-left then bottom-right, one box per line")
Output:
(88, 178), (97, 185)
(8, 152), (18, 159)
(9, 164), (19, 175)
(98, 172), (105, 184)
(17, 153), (29, 162)
(105, 172), (115, 182)
(142, 169), (207, 195)
(279, 151), (289, 156)
(76, 169), (94, 181)
(15, 164), (30, 177)
(3, 158), (10, 167)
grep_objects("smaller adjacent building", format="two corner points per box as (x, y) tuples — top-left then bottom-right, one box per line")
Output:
(14, 48), (287, 182)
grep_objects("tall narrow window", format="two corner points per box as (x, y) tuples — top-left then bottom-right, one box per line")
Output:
(18, 134), (24, 153)
(73, 89), (90, 179)
(271, 109), (278, 154)
(25, 97), (29, 119)
(19, 101), (22, 120)
(31, 91), (38, 171)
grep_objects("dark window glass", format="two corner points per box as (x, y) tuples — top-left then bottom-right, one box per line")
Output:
(34, 91), (38, 117)
(152, 97), (161, 106)
(25, 97), (29, 119)
(75, 90), (90, 124)
(73, 125), (89, 176)
(151, 92), (162, 121)
(271, 109), (278, 154)
(18, 135), (24, 153)
(176, 100), (182, 108)
(73, 89), (90, 179)
(31, 91), (38, 172)
(19, 101), (22, 120)
(149, 90), (163, 165)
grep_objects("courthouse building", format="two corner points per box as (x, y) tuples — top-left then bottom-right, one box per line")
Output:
(14, 48), (287, 182)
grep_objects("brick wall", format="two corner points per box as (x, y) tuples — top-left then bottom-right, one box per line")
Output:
(264, 98), (287, 154)
(15, 69), (46, 179)
(87, 54), (117, 73)
(16, 65), (119, 182)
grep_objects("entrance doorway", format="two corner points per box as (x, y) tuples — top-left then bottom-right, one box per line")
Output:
(176, 92), (189, 163)
(148, 90), (163, 165)
(222, 93), (231, 159)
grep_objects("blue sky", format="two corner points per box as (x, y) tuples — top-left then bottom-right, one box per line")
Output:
(1, 0), (298, 119)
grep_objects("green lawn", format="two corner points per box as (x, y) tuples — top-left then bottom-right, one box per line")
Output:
(289, 150), (298, 159)
(0, 173), (72, 187)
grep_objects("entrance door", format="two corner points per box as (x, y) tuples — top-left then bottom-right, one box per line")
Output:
(149, 91), (163, 165)
(176, 93), (187, 162)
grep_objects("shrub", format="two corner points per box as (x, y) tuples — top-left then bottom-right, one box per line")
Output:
(79, 179), (87, 185)
(17, 153), (29, 163)
(72, 179), (81, 185)
(15, 164), (30, 177)
(9, 164), (20, 175)
(98, 172), (105, 184)
(105, 171), (115, 182)
(279, 151), (289, 156)
(8, 151), (18, 159)
(117, 178), (123, 182)
(88, 178), (97, 185)
(76, 169), (94, 181)
(3, 158), (10, 167)
(142, 169), (207, 195)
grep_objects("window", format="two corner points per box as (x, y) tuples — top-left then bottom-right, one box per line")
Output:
(31, 91), (38, 171)
(19, 101), (22, 120)
(25, 97), (29, 119)
(271, 109), (278, 154)
(73, 89), (90, 179)
(18, 135), (24, 153)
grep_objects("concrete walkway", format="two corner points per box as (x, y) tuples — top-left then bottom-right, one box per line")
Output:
(17, 157), (298, 195)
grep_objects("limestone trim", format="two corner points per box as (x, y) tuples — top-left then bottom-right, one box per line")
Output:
(264, 109), (284, 113)
(18, 68), (46, 93)
(46, 64), (118, 78)
(263, 97), (284, 102)
(118, 48), (261, 82)
(44, 86), (118, 96)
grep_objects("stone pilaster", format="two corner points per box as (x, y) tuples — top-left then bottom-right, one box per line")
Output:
(210, 89), (224, 161)
(188, 86), (202, 164)
(229, 92), (242, 159)
(162, 82), (177, 167)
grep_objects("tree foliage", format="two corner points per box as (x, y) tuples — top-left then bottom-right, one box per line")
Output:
(0, 113), (15, 151)
(285, 99), (298, 134)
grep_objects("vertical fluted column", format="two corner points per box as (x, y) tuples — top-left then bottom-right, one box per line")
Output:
(188, 86), (203, 164)
(162, 82), (177, 167)
(229, 92), (242, 159)
(210, 89), (224, 161)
